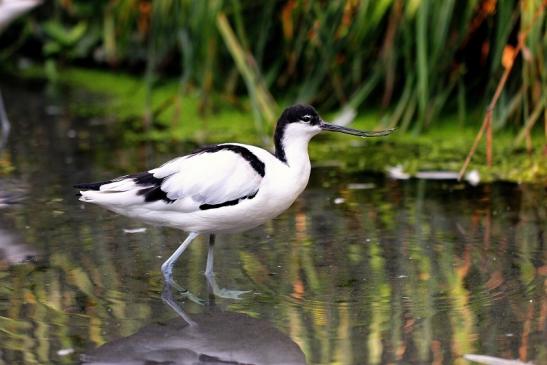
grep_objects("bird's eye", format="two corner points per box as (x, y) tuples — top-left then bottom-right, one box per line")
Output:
(301, 115), (312, 123)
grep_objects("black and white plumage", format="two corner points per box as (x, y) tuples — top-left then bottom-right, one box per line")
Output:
(75, 104), (394, 285)
(76, 143), (269, 233)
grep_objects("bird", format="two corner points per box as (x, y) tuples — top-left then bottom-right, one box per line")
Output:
(74, 104), (394, 285)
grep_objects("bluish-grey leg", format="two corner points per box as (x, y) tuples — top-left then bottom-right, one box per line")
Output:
(205, 234), (215, 276)
(203, 235), (249, 299)
(161, 232), (199, 282)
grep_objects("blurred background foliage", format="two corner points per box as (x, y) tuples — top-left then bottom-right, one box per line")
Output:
(1, 0), (545, 138)
(0, 3), (546, 363)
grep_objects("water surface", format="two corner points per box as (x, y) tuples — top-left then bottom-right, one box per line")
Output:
(0, 82), (545, 364)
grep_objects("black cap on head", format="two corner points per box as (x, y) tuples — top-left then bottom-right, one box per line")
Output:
(278, 104), (321, 125)
(274, 104), (321, 163)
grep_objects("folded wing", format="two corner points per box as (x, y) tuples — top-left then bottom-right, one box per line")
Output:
(77, 144), (265, 213)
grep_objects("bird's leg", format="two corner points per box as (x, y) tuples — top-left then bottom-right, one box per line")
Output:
(205, 272), (250, 300)
(203, 235), (248, 299)
(205, 234), (215, 277)
(161, 232), (199, 283)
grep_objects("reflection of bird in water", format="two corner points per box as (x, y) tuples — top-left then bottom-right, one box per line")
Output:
(75, 105), (394, 289)
(0, 226), (37, 266)
(81, 283), (307, 365)
(0, 181), (26, 207)
(0, 181), (37, 266)
(0, 0), (42, 147)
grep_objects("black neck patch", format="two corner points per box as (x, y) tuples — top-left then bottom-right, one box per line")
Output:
(274, 122), (287, 163)
(191, 144), (265, 177)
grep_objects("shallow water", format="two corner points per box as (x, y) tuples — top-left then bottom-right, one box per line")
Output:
(0, 82), (545, 365)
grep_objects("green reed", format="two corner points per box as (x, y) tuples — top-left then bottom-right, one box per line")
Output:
(1, 0), (545, 139)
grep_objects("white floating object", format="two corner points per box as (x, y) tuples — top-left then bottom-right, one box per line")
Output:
(57, 348), (74, 357)
(334, 197), (345, 204)
(415, 170), (480, 185)
(464, 354), (534, 365)
(123, 227), (147, 234)
(465, 169), (480, 185)
(415, 171), (459, 180)
(387, 165), (410, 180)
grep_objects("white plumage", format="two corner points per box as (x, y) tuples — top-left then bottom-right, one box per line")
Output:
(153, 147), (261, 205)
(79, 143), (297, 233)
(76, 105), (394, 289)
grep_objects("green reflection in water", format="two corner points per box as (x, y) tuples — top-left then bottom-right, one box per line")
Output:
(0, 85), (545, 365)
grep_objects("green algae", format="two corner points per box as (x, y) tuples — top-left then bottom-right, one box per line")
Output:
(20, 67), (547, 183)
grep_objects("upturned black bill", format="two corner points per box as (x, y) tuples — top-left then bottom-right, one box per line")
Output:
(320, 122), (395, 137)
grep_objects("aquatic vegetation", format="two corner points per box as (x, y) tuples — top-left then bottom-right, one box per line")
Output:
(15, 66), (547, 183)
(0, 61), (544, 365)
(1, 1), (545, 136)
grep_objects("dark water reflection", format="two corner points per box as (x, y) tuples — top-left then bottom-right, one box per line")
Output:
(81, 285), (307, 365)
(0, 83), (545, 364)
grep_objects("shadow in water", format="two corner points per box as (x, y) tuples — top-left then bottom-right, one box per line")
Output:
(82, 282), (307, 365)
(0, 181), (39, 267)
(0, 226), (38, 267)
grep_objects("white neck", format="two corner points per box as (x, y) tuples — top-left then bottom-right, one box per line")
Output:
(277, 123), (320, 176)
(284, 134), (312, 173)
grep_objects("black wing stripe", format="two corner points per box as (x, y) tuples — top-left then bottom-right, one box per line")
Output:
(75, 144), (264, 206)
(191, 144), (265, 177)
(199, 190), (258, 210)
(73, 180), (113, 191)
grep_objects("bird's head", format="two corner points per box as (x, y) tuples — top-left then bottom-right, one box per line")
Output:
(276, 104), (395, 140)
(275, 104), (322, 139)
(274, 104), (395, 162)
